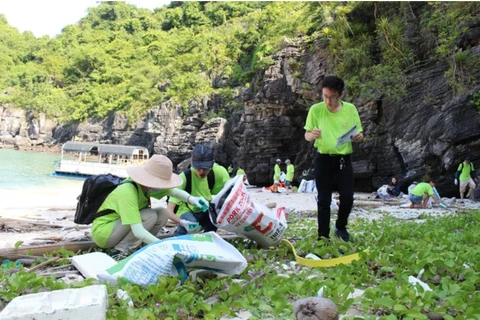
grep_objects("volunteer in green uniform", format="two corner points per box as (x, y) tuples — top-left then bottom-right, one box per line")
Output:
(455, 156), (477, 200)
(285, 159), (295, 194)
(272, 159), (281, 193)
(236, 168), (245, 176)
(168, 144), (230, 236)
(304, 76), (364, 242)
(409, 180), (446, 208)
(92, 155), (208, 254)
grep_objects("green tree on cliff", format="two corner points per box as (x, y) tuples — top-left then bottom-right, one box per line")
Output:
(0, 2), (478, 122)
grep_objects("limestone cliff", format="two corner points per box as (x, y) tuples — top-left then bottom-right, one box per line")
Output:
(2, 28), (480, 197)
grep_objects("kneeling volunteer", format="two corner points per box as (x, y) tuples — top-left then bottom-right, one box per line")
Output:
(91, 155), (208, 254)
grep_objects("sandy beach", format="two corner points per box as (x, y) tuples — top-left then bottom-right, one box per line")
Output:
(1, 183), (479, 249)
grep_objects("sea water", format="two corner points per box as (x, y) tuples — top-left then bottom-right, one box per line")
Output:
(0, 148), (83, 190)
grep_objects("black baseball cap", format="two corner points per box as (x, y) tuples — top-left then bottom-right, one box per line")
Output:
(192, 144), (214, 169)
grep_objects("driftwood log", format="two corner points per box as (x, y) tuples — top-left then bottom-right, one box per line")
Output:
(0, 233), (244, 263)
(0, 241), (96, 263)
(293, 297), (339, 320)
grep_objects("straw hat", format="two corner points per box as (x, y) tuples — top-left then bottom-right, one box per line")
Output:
(126, 155), (182, 189)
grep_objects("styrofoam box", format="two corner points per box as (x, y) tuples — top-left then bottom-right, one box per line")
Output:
(0, 285), (108, 320)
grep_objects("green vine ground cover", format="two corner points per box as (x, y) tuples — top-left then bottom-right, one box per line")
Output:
(1, 211), (479, 319)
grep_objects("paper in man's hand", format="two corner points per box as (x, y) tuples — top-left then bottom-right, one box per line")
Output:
(336, 125), (357, 148)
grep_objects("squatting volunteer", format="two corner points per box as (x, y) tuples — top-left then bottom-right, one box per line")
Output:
(168, 144), (230, 236)
(91, 155), (208, 255)
(409, 180), (446, 209)
(304, 76), (364, 242)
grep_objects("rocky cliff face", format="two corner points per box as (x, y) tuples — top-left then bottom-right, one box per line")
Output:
(2, 28), (480, 197)
(0, 105), (60, 152)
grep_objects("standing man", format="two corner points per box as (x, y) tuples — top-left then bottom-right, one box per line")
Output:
(272, 159), (282, 193)
(455, 156), (477, 200)
(304, 76), (364, 242)
(168, 144), (230, 236)
(285, 159), (295, 194)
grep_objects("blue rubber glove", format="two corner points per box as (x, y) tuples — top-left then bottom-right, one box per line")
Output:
(188, 196), (210, 212)
(439, 203), (447, 209)
(179, 220), (202, 233)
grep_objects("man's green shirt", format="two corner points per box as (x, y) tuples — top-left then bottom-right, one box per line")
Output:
(286, 164), (294, 181)
(411, 182), (434, 197)
(273, 164), (281, 180)
(304, 101), (363, 155)
(458, 162), (474, 181)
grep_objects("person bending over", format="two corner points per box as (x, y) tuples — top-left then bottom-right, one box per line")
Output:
(168, 144), (230, 236)
(91, 155), (207, 255)
(409, 179), (446, 209)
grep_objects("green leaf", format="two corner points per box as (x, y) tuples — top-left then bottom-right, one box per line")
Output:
(295, 281), (304, 291)
(394, 304), (407, 311)
(444, 259), (454, 268)
(14, 241), (23, 249)
(258, 303), (273, 312)
(376, 297), (395, 308)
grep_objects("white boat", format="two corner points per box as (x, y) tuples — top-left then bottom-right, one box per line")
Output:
(53, 142), (149, 178)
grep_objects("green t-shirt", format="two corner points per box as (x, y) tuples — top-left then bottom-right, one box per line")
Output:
(411, 182), (434, 197)
(169, 165), (230, 216)
(286, 164), (295, 181)
(273, 164), (281, 180)
(458, 162), (474, 181)
(91, 178), (171, 248)
(236, 168), (245, 176)
(304, 101), (363, 155)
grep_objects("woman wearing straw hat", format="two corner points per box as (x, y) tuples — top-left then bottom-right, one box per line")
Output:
(91, 155), (209, 255)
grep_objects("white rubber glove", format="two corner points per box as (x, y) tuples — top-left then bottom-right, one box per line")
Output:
(454, 179), (458, 186)
(188, 196), (210, 212)
(179, 219), (202, 233)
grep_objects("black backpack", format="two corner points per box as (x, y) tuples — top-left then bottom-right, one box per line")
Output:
(74, 174), (136, 225)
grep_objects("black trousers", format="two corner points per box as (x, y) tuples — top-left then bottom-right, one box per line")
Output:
(314, 153), (354, 238)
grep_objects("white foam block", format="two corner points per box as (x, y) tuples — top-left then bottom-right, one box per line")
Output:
(0, 285), (108, 320)
(71, 252), (117, 279)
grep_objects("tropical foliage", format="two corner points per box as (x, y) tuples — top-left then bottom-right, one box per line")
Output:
(1, 211), (479, 319)
(0, 2), (479, 122)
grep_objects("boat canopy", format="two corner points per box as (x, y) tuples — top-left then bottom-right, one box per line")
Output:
(62, 142), (148, 157)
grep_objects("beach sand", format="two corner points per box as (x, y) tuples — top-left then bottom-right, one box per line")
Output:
(1, 183), (478, 248)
